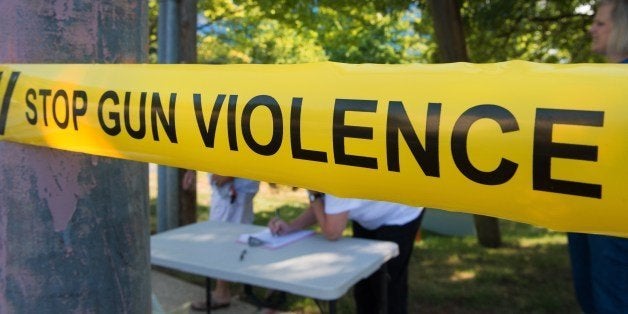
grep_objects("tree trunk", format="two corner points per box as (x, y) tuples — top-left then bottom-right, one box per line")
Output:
(427, 0), (469, 62)
(427, 0), (502, 248)
(473, 215), (502, 248)
(177, 0), (199, 226)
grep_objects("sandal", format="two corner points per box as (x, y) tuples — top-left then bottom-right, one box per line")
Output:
(191, 298), (231, 311)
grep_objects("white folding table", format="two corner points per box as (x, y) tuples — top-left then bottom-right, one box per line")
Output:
(150, 220), (399, 313)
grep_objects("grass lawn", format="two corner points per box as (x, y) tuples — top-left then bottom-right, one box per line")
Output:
(150, 172), (580, 313)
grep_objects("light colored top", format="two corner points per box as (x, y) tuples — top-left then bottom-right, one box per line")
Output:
(325, 195), (423, 230)
(151, 221), (399, 300)
(208, 175), (259, 195)
(208, 176), (258, 224)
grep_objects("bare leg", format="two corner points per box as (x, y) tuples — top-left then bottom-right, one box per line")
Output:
(191, 279), (231, 311)
(212, 280), (231, 304)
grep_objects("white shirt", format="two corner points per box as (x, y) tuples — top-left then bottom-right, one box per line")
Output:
(324, 194), (423, 230)
(207, 175), (259, 196)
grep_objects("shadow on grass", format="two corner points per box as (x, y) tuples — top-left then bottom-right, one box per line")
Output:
(410, 221), (578, 313)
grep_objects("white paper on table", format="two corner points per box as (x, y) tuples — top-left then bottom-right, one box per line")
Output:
(237, 228), (315, 249)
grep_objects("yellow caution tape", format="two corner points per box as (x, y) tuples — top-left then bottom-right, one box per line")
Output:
(1, 62), (626, 237)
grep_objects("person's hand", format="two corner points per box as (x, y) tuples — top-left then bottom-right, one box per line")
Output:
(182, 170), (196, 190)
(268, 217), (292, 236)
(211, 174), (234, 187)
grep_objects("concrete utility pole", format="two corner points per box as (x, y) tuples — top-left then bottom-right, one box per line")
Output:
(156, 0), (181, 233)
(0, 1), (151, 313)
(157, 0), (199, 231)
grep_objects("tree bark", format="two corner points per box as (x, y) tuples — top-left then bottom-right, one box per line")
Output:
(177, 0), (199, 226)
(428, 0), (469, 62)
(427, 0), (502, 248)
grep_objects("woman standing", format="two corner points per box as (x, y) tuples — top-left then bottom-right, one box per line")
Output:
(568, 1), (628, 313)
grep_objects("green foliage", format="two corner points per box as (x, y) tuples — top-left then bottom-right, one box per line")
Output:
(312, 4), (427, 63)
(198, 18), (326, 64)
(148, 0), (159, 63)
(149, 0), (600, 65)
(150, 0), (429, 64)
(241, 0), (429, 63)
(196, 0), (326, 64)
(457, 0), (600, 63)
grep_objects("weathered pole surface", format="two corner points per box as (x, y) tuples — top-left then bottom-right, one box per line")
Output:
(157, 0), (181, 232)
(157, 0), (199, 230)
(0, 1), (151, 313)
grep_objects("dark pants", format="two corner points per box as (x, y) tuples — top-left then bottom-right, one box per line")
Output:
(568, 233), (628, 314)
(352, 214), (423, 314)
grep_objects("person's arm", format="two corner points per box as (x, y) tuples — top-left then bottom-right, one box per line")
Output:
(211, 174), (234, 187)
(269, 197), (349, 241)
(182, 170), (196, 190)
(268, 205), (317, 235)
(309, 197), (348, 241)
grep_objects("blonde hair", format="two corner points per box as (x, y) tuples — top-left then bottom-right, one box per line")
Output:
(599, 0), (628, 57)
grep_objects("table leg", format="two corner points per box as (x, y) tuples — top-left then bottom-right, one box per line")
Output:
(328, 299), (337, 314)
(379, 264), (388, 314)
(205, 277), (212, 314)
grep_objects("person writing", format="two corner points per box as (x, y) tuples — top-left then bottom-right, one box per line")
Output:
(567, 1), (628, 313)
(269, 191), (423, 314)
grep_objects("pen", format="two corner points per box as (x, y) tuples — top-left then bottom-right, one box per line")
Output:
(240, 249), (247, 261)
(229, 185), (237, 204)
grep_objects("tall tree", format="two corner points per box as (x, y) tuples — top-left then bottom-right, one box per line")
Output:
(427, 0), (502, 248)
(178, 0), (199, 226)
(426, 0), (468, 62)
